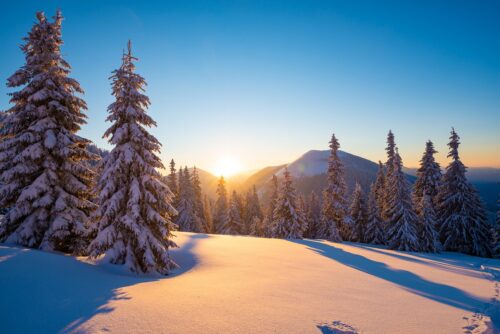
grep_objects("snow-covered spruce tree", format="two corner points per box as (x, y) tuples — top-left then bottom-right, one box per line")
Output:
(175, 167), (199, 232)
(202, 195), (214, 233)
(349, 183), (368, 243)
(220, 190), (244, 235)
(304, 191), (321, 238)
(0, 11), (96, 254)
(249, 216), (264, 237)
(413, 141), (441, 211)
(417, 194), (441, 252)
(263, 174), (279, 237)
(318, 133), (348, 242)
(412, 140), (441, 253)
(245, 186), (264, 236)
(385, 150), (420, 252)
(298, 193), (308, 228)
(213, 176), (230, 234)
(495, 197), (500, 258)
(373, 161), (386, 220)
(191, 166), (205, 231)
(365, 184), (385, 245)
(272, 168), (306, 239)
(382, 130), (396, 221)
(167, 159), (178, 200)
(436, 129), (492, 257)
(88, 42), (177, 274)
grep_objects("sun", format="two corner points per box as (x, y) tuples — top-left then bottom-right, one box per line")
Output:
(212, 156), (243, 177)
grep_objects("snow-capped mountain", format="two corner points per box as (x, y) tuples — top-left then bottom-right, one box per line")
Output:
(243, 149), (499, 215)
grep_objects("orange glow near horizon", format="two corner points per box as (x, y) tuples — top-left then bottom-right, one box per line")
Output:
(211, 156), (244, 178)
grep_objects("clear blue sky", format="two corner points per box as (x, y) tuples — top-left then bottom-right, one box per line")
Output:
(1, 0), (499, 173)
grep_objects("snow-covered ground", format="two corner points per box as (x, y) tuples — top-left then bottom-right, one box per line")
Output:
(1, 232), (499, 334)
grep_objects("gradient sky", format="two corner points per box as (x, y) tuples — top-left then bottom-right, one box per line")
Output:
(1, 0), (499, 174)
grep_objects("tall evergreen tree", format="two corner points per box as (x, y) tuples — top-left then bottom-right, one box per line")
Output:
(249, 216), (264, 237)
(436, 129), (492, 257)
(373, 161), (386, 219)
(413, 140), (441, 253)
(263, 174), (279, 237)
(175, 167), (199, 232)
(213, 176), (229, 234)
(272, 169), (306, 239)
(304, 191), (321, 238)
(0, 11), (96, 254)
(386, 150), (420, 252)
(382, 130), (396, 221)
(365, 184), (385, 245)
(245, 185), (263, 236)
(417, 194), (441, 252)
(191, 166), (205, 231)
(89, 42), (177, 274)
(318, 133), (347, 242)
(167, 159), (178, 199)
(494, 195), (499, 258)
(221, 190), (244, 235)
(297, 193), (308, 228)
(349, 183), (368, 243)
(202, 195), (214, 234)
(413, 141), (441, 210)
(385, 130), (396, 176)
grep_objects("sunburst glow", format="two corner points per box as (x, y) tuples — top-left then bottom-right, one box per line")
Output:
(211, 157), (243, 177)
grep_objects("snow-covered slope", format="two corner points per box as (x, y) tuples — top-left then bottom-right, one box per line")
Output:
(1, 233), (498, 334)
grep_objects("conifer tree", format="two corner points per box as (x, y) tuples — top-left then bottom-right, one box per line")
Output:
(167, 159), (178, 199)
(436, 129), (492, 257)
(304, 192), (321, 238)
(214, 176), (229, 234)
(349, 183), (368, 243)
(373, 161), (386, 218)
(202, 195), (214, 233)
(89, 42), (177, 274)
(249, 216), (264, 237)
(272, 169), (306, 239)
(494, 196), (499, 258)
(385, 130), (396, 177)
(417, 194), (441, 252)
(413, 141), (441, 210)
(175, 167), (199, 232)
(245, 185), (263, 236)
(221, 190), (244, 235)
(298, 193), (308, 227)
(191, 166), (205, 231)
(413, 140), (441, 253)
(318, 133), (347, 242)
(365, 184), (385, 245)
(0, 11), (96, 254)
(263, 174), (279, 237)
(382, 131), (396, 221)
(386, 150), (420, 252)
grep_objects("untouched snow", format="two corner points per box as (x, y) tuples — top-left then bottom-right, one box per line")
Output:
(1, 233), (499, 334)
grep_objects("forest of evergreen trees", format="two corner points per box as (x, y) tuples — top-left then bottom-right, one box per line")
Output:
(0, 11), (498, 274)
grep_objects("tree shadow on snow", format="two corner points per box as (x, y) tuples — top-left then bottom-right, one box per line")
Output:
(0, 233), (205, 333)
(169, 233), (209, 276)
(292, 240), (492, 319)
(347, 243), (490, 280)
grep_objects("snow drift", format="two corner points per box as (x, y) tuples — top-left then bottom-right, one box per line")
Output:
(0, 232), (499, 334)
